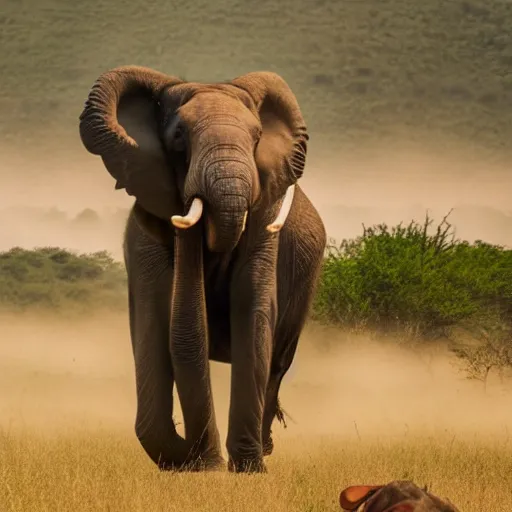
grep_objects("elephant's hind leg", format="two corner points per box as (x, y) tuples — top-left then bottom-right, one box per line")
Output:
(262, 333), (300, 457)
(263, 191), (327, 456)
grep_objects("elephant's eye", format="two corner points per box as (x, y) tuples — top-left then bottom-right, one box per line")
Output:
(169, 125), (187, 153)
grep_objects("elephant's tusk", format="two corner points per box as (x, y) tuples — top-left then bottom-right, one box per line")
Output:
(266, 185), (295, 233)
(241, 211), (248, 233)
(171, 197), (204, 229)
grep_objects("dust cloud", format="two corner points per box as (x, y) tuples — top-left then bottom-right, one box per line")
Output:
(1, 146), (511, 450)
(1, 147), (511, 259)
(2, 312), (511, 451)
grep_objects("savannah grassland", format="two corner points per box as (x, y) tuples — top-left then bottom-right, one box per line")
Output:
(1, 0), (512, 510)
(1, 220), (511, 512)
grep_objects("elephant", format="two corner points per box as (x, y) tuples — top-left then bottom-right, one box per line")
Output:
(78, 65), (326, 473)
(339, 480), (460, 511)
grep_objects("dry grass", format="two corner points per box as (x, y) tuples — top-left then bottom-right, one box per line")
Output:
(2, 429), (512, 511)
(2, 313), (512, 511)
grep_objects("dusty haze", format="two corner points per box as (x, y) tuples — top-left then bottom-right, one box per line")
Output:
(2, 311), (511, 453)
(1, 148), (511, 262)
(2, 146), (510, 460)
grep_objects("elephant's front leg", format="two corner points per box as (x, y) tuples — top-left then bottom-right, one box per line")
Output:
(124, 231), (189, 471)
(170, 226), (224, 471)
(227, 238), (278, 473)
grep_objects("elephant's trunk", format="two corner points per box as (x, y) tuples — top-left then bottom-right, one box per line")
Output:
(201, 156), (254, 252)
(169, 224), (221, 466)
(204, 188), (249, 253)
(170, 190), (249, 253)
(175, 123), (258, 253)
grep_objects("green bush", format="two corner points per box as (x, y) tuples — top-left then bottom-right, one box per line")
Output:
(312, 213), (512, 338)
(1, 214), (510, 345)
(0, 247), (127, 313)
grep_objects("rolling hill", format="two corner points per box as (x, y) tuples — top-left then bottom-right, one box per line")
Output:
(1, 0), (511, 159)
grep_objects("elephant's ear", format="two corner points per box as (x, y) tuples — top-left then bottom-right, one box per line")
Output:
(79, 65), (184, 220)
(230, 71), (308, 201)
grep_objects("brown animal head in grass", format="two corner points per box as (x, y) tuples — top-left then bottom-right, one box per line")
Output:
(339, 480), (460, 512)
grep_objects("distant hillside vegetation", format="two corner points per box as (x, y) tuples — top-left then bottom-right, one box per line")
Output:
(0, 248), (127, 313)
(1, 0), (512, 155)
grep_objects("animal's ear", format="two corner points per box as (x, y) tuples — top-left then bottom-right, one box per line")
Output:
(231, 71), (308, 201)
(339, 485), (383, 510)
(79, 65), (184, 220)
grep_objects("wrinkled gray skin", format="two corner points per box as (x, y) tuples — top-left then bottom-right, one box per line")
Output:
(78, 66), (326, 473)
(339, 480), (461, 512)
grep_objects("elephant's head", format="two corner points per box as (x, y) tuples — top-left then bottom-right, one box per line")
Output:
(79, 65), (308, 252)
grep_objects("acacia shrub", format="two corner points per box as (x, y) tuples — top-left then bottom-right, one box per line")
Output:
(313, 213), (511, 338)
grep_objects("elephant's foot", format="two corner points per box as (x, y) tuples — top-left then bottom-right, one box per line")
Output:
(190, 453), (227, 472)
(156, 448), (226, 473)
(228, 456), (267, 474)
(157, 460), (191, 472)
(158, 456), (226, 473)
(262, 436), (274, 457)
